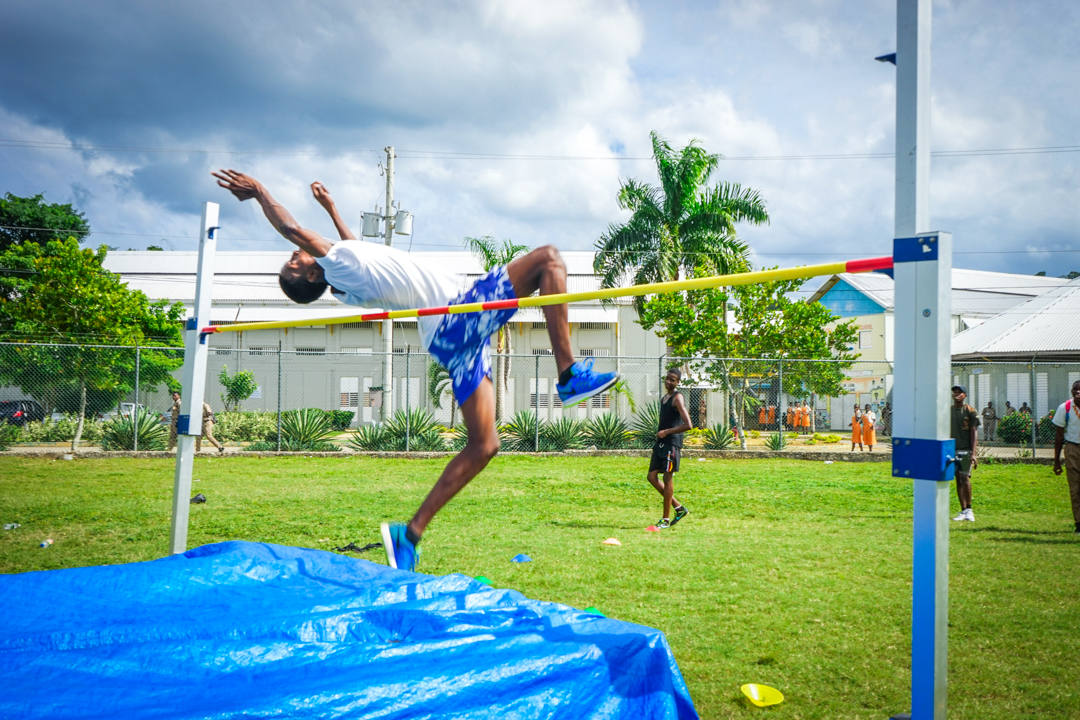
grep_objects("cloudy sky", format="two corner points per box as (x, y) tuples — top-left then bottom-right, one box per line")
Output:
(2, 0), (1077, 283)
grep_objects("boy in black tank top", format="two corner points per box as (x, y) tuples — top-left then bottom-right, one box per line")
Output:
(647, 369), (693, 528)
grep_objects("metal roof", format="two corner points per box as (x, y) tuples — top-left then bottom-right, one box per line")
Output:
(808, 269), (1069, 318)
(951, 277), (1080, 360)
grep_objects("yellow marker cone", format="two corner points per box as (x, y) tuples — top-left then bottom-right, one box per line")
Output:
(740, 683), (784, 707)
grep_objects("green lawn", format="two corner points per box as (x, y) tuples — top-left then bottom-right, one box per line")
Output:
(1, 454), (1077, 719)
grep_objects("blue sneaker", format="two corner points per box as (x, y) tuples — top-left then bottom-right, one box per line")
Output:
(556, 359), (619, 407)
(380, 523), (418, 571)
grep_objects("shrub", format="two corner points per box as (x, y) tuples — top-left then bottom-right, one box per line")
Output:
(328, 410), (355, 431)
(630, 402), (661, 449)
(750, 430), (761, 439)
(101, 409), (167, 450)
(997, 412), (1032, 444)
(0, 421), (20, 450)
(765, 431), (787, 451)
(18, 415), (104, 443)
(501, 410), (539, 451)
(348, 409), (445, 451)
(279, 409), (337, 448)
(246, 440), (339, 452)
(583, 413), (631, 449)
(703, 423), (734, 450)
(1037, 414), (1057, 444)
(348, 424), (389, 451)
(214, 411), (278, 443)
(540, 417), (585, 451)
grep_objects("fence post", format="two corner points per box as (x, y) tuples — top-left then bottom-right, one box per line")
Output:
(777, 358), (784, 433)
(133, 344), (140, 452)
(1030, 360), (1037, 451)
(405, 348), (411, 451)
(534, 354), (540, 452)
(276, 340), (282, 452)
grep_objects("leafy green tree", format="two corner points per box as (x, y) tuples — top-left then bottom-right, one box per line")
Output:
(593, 131), (768, 312)
(0, 192), (89, 251)
(0, 237), (184, 450)
(464, 234), (528, 421)
(638, 269), (858, 432)
(217, 365), (258, 411)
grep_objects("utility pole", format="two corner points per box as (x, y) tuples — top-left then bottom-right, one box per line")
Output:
(382, 146), (394, 420)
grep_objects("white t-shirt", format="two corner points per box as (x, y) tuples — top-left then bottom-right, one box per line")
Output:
(315, 241), (467, 350)
(1051, 399), (1080, 444)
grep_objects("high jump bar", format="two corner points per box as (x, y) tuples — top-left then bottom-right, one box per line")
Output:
(202, 255), (893, 335)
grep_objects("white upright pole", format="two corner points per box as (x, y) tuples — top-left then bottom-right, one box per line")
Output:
(890, 2), (951, 720)
(382, 146), (395, 420)
(169, 202), (219, 555)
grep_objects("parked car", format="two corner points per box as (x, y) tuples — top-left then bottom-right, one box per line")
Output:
(0, 400), (46, 426)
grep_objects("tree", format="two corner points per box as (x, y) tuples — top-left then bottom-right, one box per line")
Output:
(218, 365), (258, 411)
(638, 268), (858, 433)
(0, 192), (89, 251)
(427, 361), (457, 428)
(593, 131), (768, 312)
(464, 234), (528, 422)
(0, 237), (185, 450)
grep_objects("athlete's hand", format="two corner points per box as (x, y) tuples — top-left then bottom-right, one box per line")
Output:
(1054, 459), (1063, 475)
(212, 169), (260, 201)
(311, 181), (335, 210)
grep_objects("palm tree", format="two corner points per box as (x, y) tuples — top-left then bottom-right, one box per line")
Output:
(593, 131), (769, 312)
(464, 235), (529, 422)
(427, 361), (456, 428)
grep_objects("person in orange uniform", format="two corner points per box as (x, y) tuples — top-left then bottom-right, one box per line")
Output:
(801, 402), (812, 433)
(851, 406), (864, 451)
(861, 403), (877, 452)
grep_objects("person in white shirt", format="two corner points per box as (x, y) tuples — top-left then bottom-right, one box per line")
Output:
(213, 170), (618, 570)
(1051, 379), (1080, 534)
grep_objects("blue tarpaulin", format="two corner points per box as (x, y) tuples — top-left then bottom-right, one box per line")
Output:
(0, 541), (698, 719)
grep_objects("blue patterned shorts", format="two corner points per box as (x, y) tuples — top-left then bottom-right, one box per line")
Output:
(428, 266), (518, 406)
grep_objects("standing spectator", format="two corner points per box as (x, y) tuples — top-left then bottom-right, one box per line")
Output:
(1051, 380), (1080, 534)
(862, 403), (877, 452)
(801, 401), (812, 434)
(1005, 401), (1014, 415)
(168, 391), (181, 451)
(951, 385), (980, 522)
(1020, 401), (1032, 415)
(880, 402), (892, 437)
(196, 402), (224, 454)
(645, 369), (693, 529)
(851, 406), (864, 452)
(981, 401), (998, 441)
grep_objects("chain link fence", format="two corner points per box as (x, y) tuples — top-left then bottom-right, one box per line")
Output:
(1, 341), (1077, 453)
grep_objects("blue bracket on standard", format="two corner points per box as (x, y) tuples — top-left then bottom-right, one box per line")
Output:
(892, 437), (956, 481)
(893, 234), (940, 263)
(207, 226), (220, 240)
(185, 318), (198, 331)
(177, 414), (191, 434)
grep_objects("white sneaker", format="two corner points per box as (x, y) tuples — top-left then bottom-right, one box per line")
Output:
(964, 508), (975, 522)
(952, 511), (968, 522)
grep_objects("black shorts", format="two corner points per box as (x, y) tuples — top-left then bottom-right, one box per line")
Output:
(649, 443), (681, 474)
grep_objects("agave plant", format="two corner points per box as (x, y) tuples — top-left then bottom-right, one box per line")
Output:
(630, 401), (661, 448)
(348, 423), (389, 451)
(765, 431), (787, 451)
(279, 408), (337, 448)
(583, 413), (631, 449)
(703, 423), (734, 450)
(540, 417), (585, 451)
(501, 410), (539, 451)
(385, 408), (445, 450)
(101, 408), (167, 450)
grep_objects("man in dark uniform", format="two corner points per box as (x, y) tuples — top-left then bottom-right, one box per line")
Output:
(646, 369), (693, 529)
(951, 385), (980, 522)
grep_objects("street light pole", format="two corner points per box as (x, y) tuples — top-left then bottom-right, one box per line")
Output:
(382, 146), (394, 420)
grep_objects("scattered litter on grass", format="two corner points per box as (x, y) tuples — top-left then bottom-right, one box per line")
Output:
(333, 541), (382, 553)
(474, 576), (492, 585)
(39, 539), (53, 548)
(824, 460), (834, 464)
(511, 554), (532, 563)
(190, 493), (207, 504)
(583, 606), (605, 616)
(698, 458), (707, 462)
(60, 454), (73, 461)
(740, 683), (784, 707)
(3, 523), (20, 530)
(601, 538), (621, 546)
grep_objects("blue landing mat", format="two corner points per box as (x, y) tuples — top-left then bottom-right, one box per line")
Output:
(0, 541), (698, 719)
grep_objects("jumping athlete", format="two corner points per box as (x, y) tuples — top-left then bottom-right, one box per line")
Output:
(646, 368), (693, 528)
(213, 170), (619, 570)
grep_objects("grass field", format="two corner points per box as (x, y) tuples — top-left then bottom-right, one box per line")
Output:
(1, 454), (1077, 719)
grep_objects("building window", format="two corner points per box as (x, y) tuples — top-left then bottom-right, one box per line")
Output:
(858, 331), (872, 349)
(531, 348), (553, 356)
(580, 348), (610, 357)
(589, 393), (611, 409)
(531, 322), (548, 330)
(213, 348), (235, 356)
(337, 322), (376, 329)
(340, 347), (373, 354)
(577, 322), (610, 331)
(340, 377), (359, 409)
(246, 346), (276, 356)
(296, 346), (326, 356)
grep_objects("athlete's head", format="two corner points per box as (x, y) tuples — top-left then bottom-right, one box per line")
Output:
(664, 368), (681, 391)
(279, 249), (328, 304)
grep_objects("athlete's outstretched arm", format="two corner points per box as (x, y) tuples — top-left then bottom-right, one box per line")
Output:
(311, 181), (356, 240)
(212, 169), (331, 257)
